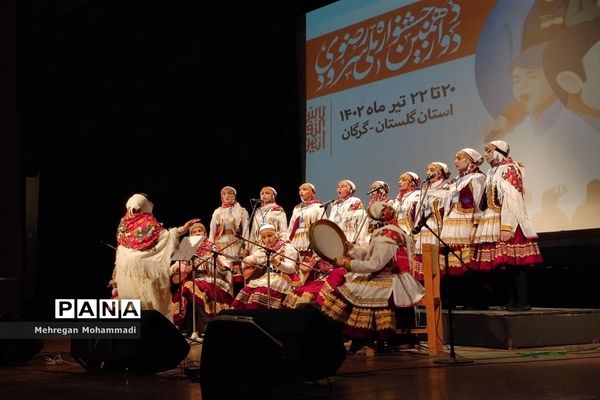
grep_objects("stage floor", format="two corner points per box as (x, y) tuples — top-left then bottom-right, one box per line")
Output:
(2, 336), (600, 400)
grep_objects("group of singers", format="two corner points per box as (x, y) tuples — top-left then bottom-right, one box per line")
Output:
(112, 140), (543, 354)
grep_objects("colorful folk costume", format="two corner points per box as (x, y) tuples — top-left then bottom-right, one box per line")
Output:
(170, 223), (233, 330)
(366, 180), (392, 233)
(328, 179), (370, 247)
(282, 260), (344, 309)
(247, 186), (288, 254)
(232, 224), (301, 309)
(412, 163), (450, 281)
(318, 202), (424, 344)
(440, 149), (486, 275)
(286, 182), (324, 283)
(391, 172), (421, 236)
(285, 180), (369, 308)
(115, 194), (180, 322)
(472, 141), (543, 310)
(209, 186), (249, 288)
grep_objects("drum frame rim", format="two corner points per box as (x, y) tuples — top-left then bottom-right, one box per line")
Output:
(308, 219), (348, 263)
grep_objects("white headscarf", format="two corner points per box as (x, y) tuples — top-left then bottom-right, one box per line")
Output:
(302, 183), (316, 193)
(371, 180), (390, 194)
(190, 222), (207, 235)
(431, 162), (450, 179)
(403, 172), (421, 187)
(221, 186), (237, 196)
(489, 140), (510, 161)
(460, 148), (483, 165)
(263, 186), (277, 197)
(125, 193), (153, 215)
(368, 201), (394, 221)
(258, 223), (276, 233)
(432, 162), (449, 175)
(405, 172), (419, 182)
(343, 179), (356, 193)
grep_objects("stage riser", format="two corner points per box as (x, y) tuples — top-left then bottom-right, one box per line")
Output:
(422, 309), (600, 349)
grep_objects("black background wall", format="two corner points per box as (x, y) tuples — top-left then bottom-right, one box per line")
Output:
(9, 0), (337, 319)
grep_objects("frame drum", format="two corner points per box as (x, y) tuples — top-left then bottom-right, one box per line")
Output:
(308, 220), (348, 264)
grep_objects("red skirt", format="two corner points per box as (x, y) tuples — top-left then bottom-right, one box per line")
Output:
(284, 266), (346, 308)
(231, 285), (289, 309)
(317, 268), (396, 342)
(471, 226), (543, 272)
(172, 279), (233, 327)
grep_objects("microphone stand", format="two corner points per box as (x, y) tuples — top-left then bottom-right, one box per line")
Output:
(179, 261), (184, 326)
(183, 247), (228, 381)
(234, 234), (322, 308)
(417, 220), (473, 365)
(189, 264), (201, 342)
(171, 257), (193, 337)
(190, 247), (240, 338)
(265, 248), (272, 308)
(234, 234), (277, 308)
(319, 200), (333, 219)
(415, 180), (492, 298)
(235, 234), (321, 275)
(212, 252), (218, 317)
(211, 235), (244, 292)
(184, 258), (201, 381)
(171, 236), (204, 336)
(351, 204), (369, 245)
(246, 199), (261, 270)
(414, 180), (430, 225)
(206, 248), (240, 313)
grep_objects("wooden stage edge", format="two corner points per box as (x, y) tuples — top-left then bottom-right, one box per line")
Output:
(436, 307), (600, 350)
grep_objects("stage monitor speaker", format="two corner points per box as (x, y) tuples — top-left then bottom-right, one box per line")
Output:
(200, 307), (346, 400)
(71, 310), (189, 374)
(0, 311), (44, 366)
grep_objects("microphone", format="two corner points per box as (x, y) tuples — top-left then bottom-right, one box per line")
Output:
(411, 212), (432, 235)
(366, 186), (382, 195)
(422, 174), (434, 184)
(249, 198), (261, 203)
(319, 199), (336, 208)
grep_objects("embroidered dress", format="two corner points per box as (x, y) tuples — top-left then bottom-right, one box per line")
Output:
(392, 189), (420, 235)
(282, 260), (344, 309)
(328, 196), (370, 247)
(318, 223), (424, 341)
(208, 201), (249, 261)
(472, 158), (543, 271)
(232, 239), (301, 309)
(412, 179), (448, 280)
(285, 195), (370, 308)
(367, 191), (391, 233)
(171, 239), (233, 327)
(248, 202), (288, 253)
(115, 212), (178, 322)
(439, 168), (486, 275)
(286, 199), (323, 251)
